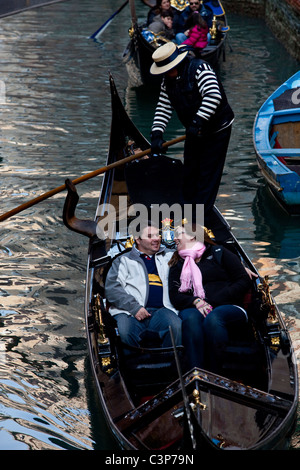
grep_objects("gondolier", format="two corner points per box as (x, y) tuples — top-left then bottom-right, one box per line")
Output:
(150, 42), (234, 229)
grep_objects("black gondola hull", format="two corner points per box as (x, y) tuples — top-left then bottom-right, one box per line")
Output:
(64, 75), (298, 451)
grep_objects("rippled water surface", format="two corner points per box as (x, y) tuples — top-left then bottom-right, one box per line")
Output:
(0, 0), (299, 450)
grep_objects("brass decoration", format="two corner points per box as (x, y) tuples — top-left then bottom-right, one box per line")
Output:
(271, 336), (280, 345)
(258, 275), (277, 324)
(101, 357), (111, 367)
(101, 356), (114, 376)
(191, 389), (207, 410)
(149, 32), (169, 48)
(270, 335), (281, 352)
(125, 236), (134, 248)
(128, 27), (134, 39)
(209, 16), (217, 41)
(170, 0), (189, 12)
(93, 294), (109, 344)
(203, 226), (215, 240)
(161, 218), (174, 245)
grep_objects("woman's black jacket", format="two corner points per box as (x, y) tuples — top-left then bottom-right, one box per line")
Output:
(168, 244), (252, 311)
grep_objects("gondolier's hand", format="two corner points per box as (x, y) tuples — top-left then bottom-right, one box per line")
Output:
(187, 115), (204, 138)
(135, 307), (151, 321)
(151, 130), (165, 155)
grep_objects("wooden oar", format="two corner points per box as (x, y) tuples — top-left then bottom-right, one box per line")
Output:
(90, 0), (129, 40)
(0, 135), (186, 222)
(169, 326), (197, 449)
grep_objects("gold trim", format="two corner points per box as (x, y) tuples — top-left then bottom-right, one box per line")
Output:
(93, 294), (109, 344)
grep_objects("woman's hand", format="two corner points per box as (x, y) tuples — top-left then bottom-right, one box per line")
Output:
(193, 298), (213, 317)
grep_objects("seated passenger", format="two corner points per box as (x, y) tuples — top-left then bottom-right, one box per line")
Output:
(147, 0), (173, 26)
(168, 222), (252, 372)
(173, 0), (213, 45)
(105, 221), (182, 353)
(149, 9), (175, 41)
(182, 11), (208, 51)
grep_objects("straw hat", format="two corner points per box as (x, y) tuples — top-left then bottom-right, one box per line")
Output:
(150, 43), (189, 75)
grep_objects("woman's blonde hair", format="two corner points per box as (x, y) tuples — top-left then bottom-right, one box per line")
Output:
(169, 222), (215, 266)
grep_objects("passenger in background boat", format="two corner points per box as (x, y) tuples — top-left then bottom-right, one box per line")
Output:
(105, 221), (182, 353)
(182, 11), (208, 50)
(150, 42), (234, 230)
(148, 9), (175, 41)
(168, 223), (252, 373)
(147, 0), (173, 26)
(172, 0), (212, 44)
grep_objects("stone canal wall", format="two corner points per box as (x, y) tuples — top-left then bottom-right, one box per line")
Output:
(222, 0), (300, 63)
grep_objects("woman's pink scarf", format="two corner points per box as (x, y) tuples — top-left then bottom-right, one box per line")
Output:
(178, 242), (206, 298)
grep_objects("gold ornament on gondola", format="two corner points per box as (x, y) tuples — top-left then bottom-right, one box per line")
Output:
(170, 0), (189, 11)
(209, 16), (218, 42)
(161, 218), (174, 245)
(258, 275), (277, 324)
(149, 32), (169, 48)
(128, 26), (134, 39)
(93, 294), (109, 345)
(125, 236), (134, 248)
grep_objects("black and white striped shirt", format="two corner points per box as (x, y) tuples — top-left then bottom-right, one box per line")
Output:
(152, 62), (223, 133)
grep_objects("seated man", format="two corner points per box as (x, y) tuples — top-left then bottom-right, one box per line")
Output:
(105, 221), (182, 352)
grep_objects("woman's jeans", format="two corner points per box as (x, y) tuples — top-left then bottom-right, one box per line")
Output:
(115, 308), (182, 351)
(179, 305), (247, 372)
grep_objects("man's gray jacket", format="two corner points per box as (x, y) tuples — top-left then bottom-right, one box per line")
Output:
(105, 245), (177, 317)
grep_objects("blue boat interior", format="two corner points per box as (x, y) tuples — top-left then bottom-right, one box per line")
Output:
(269, 109), (300, 176)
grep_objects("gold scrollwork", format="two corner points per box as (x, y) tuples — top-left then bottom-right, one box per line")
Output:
(125, 236), (134, 248)
(258, 275), (277, 323)
(128, 27), (134, 39)
(101, 357), (111, 367)
(93, 294), (109, 345)
(149, 32), (169, 48)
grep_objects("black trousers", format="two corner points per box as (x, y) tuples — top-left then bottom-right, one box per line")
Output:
(182, 125), (232, 226)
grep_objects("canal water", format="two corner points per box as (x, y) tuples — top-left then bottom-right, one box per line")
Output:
(0, 0), (299, 450)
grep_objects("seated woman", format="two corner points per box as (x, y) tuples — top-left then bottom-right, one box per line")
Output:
(147, 0), (172, 26)
(168, 222), (252, 373)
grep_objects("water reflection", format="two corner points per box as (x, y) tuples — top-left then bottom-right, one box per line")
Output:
(252, 185), (300, 259)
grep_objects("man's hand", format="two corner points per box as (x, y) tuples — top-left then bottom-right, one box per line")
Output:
(151, 130), (165, 155)
(187, 115), (204, 138)
(135, 307), (151, 321)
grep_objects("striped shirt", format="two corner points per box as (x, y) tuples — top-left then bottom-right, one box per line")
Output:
(152, 62), (223, 133)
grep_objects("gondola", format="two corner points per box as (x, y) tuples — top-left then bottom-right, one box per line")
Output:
(123, 0), (229, 87)
(253, 71), (300, 215)
(63, 75), (298, 450)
